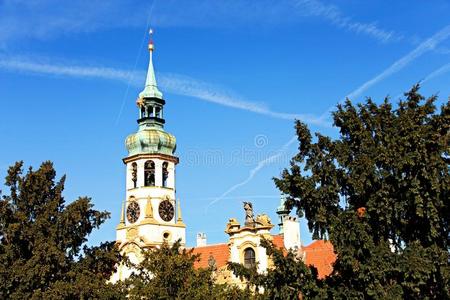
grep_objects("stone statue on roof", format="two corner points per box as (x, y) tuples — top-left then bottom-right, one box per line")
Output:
(243, 202), (255, 226)
(208, 254), (217, 270)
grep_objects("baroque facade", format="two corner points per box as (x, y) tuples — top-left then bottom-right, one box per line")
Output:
(112, 33), (335, 284)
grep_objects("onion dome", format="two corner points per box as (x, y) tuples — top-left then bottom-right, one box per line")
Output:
(125, 129), (176, 156)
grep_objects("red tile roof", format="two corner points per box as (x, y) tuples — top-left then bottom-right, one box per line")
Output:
(272, 234), (284, 249)
(191, 237), (336, 279)
(192, 243), (229, 269)
(302, 240), (336, 279)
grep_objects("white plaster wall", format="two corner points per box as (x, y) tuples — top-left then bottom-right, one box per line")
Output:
(228, 229), (272, 273)
(116, 227), (126, 243)
(167, 161), (175, 189)
(256, 246), (268, 272)
(283, 217), (301, 251)
(139, 224), (185, 245)
(230, 242), (240, 263)
(154, 160), (163, 187)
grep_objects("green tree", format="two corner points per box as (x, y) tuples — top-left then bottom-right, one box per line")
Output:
(0, 161), (124, 300)
(273, 85), (449, 299)
(228, 238), (325, 300)
(126, 239), (251, 300)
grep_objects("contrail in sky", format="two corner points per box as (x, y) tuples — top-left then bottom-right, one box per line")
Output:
(210, 24), (450, 208)
(391, 62), (450, 100)
(346, 24), (450, 100)
(320, 24), (450, 120)
(422, 62), (450, 84)
(205, 135), (297, 211)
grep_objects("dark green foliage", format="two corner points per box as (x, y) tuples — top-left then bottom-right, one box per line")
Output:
(0, 161), (124, 300)
(126, 240), (250, 300)
(228, 238), (325, 299)
(273, 85), (450, 299)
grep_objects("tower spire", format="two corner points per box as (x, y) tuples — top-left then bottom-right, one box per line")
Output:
(139, 29), (163, 99)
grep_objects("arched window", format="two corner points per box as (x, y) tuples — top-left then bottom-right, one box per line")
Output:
(140, 106), (146, 118)
(155, 106), (161, 118)
(144, 160), (155, 186)
(131, 162), (138, 188)
(162, 162), (169, 187)
(244, 247), (255, 268)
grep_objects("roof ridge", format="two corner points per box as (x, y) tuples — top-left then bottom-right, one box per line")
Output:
(191, 243), (228, 250)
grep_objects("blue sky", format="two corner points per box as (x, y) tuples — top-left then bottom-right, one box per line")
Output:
(1, 0), (450, 247)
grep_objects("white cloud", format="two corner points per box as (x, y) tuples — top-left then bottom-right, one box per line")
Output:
(0, 56), (329, 126)
(0, 57), (140, 83)
(0, 0), (148, 47)
(0, 0), (403, 47)
(293, 0), (401, 43)
(345, 24), (450, 101)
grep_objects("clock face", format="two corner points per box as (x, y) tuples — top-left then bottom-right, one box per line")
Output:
(158, 200), (174, 222)
(127, 201), (140, 223)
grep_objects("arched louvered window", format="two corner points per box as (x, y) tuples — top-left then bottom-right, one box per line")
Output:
(162, 162), (169, 187)
(131, 162), (138, 188)
(244, 247), (255, 268)
(144, 160), (155, 186)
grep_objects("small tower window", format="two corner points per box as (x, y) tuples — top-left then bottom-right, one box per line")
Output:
(155, 106), (161, 118)
(131, 162), (138, 188)
(162, 162), (169, 187)
(144, 160), (155, 186)
(148, 106), (154, 117)
(244, 248), (255, 268)
(140, 106), (146, 118)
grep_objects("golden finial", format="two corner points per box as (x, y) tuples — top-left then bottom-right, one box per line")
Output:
(148, 28), (154, 51)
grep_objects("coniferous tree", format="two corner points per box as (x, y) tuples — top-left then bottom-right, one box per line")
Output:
(0, 161), (124, 299)
(273, 85), (450, 299)
(126, 240), (251, 300)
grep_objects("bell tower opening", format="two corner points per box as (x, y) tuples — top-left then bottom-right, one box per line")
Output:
(144, 160), (155, 186)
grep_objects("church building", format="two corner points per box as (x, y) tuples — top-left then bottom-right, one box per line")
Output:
(110, 33), (335, 284)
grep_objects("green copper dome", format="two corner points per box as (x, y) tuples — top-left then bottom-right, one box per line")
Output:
(126, 129), (176, 156)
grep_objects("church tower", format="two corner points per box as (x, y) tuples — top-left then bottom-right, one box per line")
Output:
(114, 32), (186, 278)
